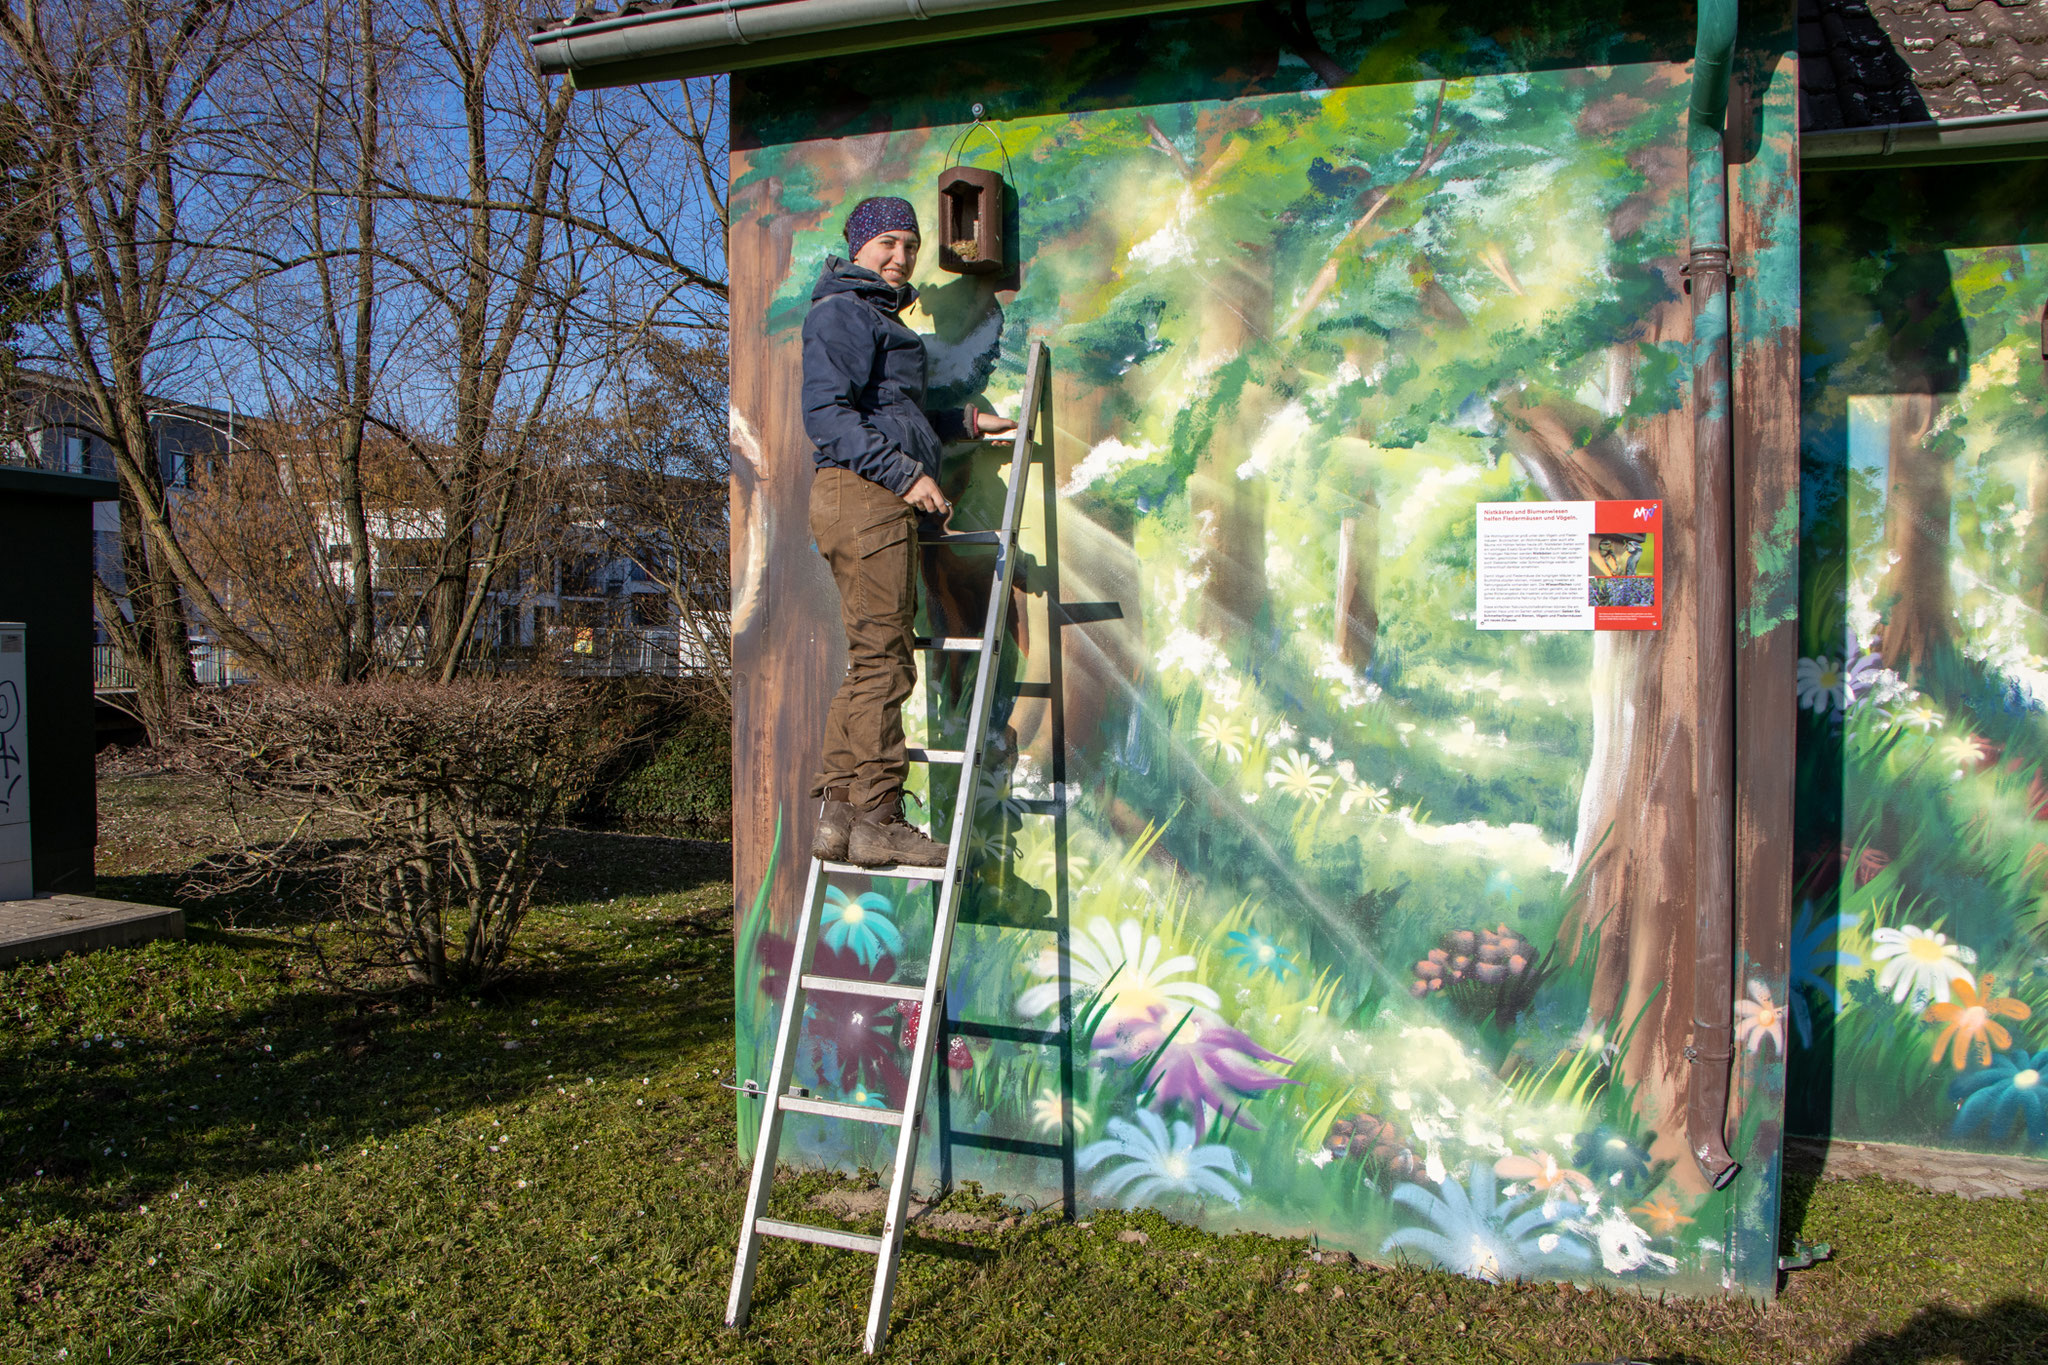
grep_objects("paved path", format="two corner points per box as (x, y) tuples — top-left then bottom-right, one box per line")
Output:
(1785, 1135), (2048, 1199)
(0, 893), (184, 965)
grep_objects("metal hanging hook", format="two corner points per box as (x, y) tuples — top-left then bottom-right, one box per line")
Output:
(944, 104), (1014, 183)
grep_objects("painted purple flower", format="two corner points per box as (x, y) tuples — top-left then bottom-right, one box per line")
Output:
(758, 934), (906, 1103)
(1097, 1004), (1296, 1130)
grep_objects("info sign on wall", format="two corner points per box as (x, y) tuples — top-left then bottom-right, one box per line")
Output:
(1475, 500), (1663, 631)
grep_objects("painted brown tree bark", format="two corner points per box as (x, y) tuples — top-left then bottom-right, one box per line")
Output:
(1334, 495), (1379, 667)
(1876, 393), (1951, 676)
(1497, 260), (1700, 1157)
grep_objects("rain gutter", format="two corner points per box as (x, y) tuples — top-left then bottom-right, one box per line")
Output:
(527, 0), (1249, 88)
(1802, 107), (2048, 170)
(1686, 0), (1742, 1192)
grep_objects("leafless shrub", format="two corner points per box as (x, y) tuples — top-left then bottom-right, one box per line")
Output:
(186, 678), (630, 990)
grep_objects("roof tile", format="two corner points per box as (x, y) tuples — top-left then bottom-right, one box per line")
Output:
(1807, 0), (2048, 127)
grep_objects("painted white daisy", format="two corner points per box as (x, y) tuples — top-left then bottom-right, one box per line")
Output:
(1938, 732), (1991, 771)
(1196, 711), (1246, 763)
(1796, 656), (1845, 714)
(1015, 916), (1220, 1026)
(1870, 925), (1975, 1005)
(1030, 1086), (1090, 1135)
(1732, 979), (1786, 1056)
(1341, 780), (1391, 815)
(1896, 700), (1944, 733)
(1266, 750), (1334, 804)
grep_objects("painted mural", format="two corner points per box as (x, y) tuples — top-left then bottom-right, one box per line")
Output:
(729, 3), (1798, 1296)
(1796, 162), (2048, 1156)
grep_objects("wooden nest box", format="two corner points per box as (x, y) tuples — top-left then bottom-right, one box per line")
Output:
(937, 166), (1005, 275)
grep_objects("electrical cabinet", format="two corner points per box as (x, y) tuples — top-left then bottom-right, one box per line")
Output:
(0, 623), (27, 899)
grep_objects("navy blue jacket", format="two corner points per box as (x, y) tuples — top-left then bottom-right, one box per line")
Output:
(801, 257), (975, 496)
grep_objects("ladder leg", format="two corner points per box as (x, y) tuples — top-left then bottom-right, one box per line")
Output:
(864, 984), (945, 1355)
(1035, 369), (1079, 1219)
(726, 853), (831, 1328)
(728, 343), (1055, 1355)
(867, 341), (1054, 1354)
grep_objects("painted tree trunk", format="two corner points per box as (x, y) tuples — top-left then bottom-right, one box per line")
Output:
(1877, 393), (1950, 677)
(1335, 497), (1379, 667)
(1501, 368), (1700, 1155)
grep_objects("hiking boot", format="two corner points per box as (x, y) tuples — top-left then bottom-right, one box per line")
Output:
(846, 807), (948, 868)
(811, 789), (857, 862)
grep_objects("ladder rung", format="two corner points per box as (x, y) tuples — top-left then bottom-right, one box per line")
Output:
(800, 973), (923, 1000)
(1012, 798), (1061, 816)
(779, 1094), (906, 1127)
(951, 1020), (1063, 1046)
(945, 1132), (1065, 1160)
(913, 636), (983, 652)
(1013, 682), (1052, 699)
(906, 747), (966, 764)
(820, 859), (951, 882)
(926, 530), (1004, 546)
(755, 1217), (884, 1254)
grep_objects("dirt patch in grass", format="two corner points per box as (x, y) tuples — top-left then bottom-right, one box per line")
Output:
(13, 1233), (96, 1305)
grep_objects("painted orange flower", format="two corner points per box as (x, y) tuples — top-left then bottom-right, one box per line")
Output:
(1492, 1150), (1595, 1199)
(1924, 973), (2032, 1070)
(1629, 1192), (1694, 1237)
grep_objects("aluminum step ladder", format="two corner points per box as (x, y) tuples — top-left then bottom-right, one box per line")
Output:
(725, 340), (1054, 1355)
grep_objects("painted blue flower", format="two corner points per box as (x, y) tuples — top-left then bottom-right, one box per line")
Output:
(1788, 901), (1859, 1048)
(1222, 930), (1297, 981)
(821, 886), (904, 968)
(1485, 868), (1519, 902)
(1381, 1163), (1592, 1284)
(1076, 1109), (1247, 1207)
(1951, 1048), (2048, 1146)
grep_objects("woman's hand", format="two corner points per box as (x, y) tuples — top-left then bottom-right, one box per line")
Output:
(903, 473), (950, 517)
(975, 410), (1018, 437)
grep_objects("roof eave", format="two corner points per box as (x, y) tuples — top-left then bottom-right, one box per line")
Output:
(1802, 108), (2048, 170)
(529, 0), (1249, 88)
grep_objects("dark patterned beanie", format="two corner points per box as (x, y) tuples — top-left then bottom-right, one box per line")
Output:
(844, 196), (920, 256)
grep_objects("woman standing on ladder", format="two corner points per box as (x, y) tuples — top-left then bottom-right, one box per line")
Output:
(803, 196), (1015, 868)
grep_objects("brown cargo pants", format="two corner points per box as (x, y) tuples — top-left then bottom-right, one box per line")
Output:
(809, 465), (921, 814)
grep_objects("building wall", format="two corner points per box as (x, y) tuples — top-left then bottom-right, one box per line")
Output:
(1796, 161), (2048, 1157)
(731, 1), (1799, 1294)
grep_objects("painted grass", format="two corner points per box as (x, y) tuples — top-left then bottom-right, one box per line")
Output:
(3, 778), (2046, 1364)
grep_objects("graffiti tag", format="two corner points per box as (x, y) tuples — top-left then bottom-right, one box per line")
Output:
(0, 679), (20, 814)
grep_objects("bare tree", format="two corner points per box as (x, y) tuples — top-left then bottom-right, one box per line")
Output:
(6, 0), (732, 715)
(579, 335), (732, 696)
(229, 0), (400, 680)
(0, 0), (300, 738)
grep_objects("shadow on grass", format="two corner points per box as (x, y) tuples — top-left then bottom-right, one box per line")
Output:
(1778, 1142), (1823, 1266)
(94, 825), (734, 929)
(1833, 1296), (2048, 1364)
(2, 826), (737, 1229)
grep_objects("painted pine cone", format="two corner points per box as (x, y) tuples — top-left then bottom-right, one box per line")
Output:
(1411, 925), (1534, 995)
(1322, 1112), (1420, 1178)
(1472, 924), (1535, 985)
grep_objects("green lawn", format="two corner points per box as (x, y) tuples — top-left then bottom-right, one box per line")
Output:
(3, 775), (2046, 1364)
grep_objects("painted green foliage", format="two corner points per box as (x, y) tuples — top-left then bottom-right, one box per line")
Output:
(1796, 163), (2048, 1154)
(733, 3), (1787, 1295)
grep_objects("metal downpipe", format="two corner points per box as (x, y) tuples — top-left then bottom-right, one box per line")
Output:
(1686, 0), (1741, 1191)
